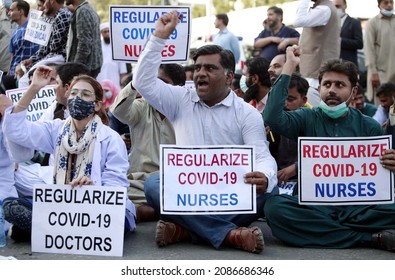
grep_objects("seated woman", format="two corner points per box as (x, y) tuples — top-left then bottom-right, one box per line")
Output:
(1, 66), (136, 241)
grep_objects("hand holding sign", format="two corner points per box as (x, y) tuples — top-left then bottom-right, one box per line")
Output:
(244, 171), (268, 194)
(70, 176), (94, 188)
(154, 10), (183, 40)
(380, 149), (395, 172)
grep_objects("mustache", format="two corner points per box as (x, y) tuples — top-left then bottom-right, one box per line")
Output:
(324, 96), (341, 102)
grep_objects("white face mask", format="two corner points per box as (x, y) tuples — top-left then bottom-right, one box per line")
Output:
(239, 75), (249, 93)
(381, 9), (394, 17)
(336, 8), (345, 18)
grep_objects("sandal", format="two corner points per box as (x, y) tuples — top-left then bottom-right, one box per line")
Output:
(155, 220), (190, 247)
(225, 226), (264, 253)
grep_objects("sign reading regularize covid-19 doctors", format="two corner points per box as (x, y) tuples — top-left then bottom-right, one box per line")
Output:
(160, 145), (256, 215)
(298, 136), (393, 206)
(110, 6), (191, 63)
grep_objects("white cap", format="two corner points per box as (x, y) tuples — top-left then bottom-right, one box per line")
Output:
(100, 22), (109, 31)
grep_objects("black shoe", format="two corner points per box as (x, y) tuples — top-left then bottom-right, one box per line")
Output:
(372, 230), (395, 252)
(9, 225), (31, 242)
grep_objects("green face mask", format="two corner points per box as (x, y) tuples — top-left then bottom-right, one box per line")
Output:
(318, 89), (354, 119)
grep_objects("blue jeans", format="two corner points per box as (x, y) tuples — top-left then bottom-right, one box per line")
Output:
(144, 173), (272, 249)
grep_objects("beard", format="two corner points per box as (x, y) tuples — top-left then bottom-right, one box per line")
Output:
(103, 37), (110, 44)
(243, 84), (260, 103)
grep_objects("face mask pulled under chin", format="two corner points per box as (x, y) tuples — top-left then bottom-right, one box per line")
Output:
(381, 9), (394, 17)
(318, 90), (354, 119)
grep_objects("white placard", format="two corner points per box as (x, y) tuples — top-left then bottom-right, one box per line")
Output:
(24, 9), (53, 46)
(109, 6), (191, 63)
(298, 136), (393, 205)
(32, 184), (126, 257)
(6, 86), (56, 121)
(278, 181), (296, 195)
(160, 145), (256, 215)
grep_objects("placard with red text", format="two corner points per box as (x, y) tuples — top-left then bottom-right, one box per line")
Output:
(298, 136), (393, 205)
(109, 6), (191, 63)
(160, 145), (256, 214)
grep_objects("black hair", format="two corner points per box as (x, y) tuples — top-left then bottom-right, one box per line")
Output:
(56, 62), (91, 86)
(289, 74), (309, 97)
(245, 57), (271, 88)
(267, 6), (283, 17)
(216, 13), (229, 26)
(192, 44), (235, 73)
(159, 64), (186, 86)
(376, 82), (395, 97)
(318, 59), (358, 87)
(15, 0), (30, 17)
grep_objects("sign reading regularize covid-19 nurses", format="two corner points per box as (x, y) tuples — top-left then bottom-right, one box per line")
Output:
(109, 6), (191, 63)
(298, 136), (393, 206)
(160, 145), (256, 215)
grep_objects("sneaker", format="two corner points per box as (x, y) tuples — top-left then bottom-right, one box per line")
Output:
(2, 198), (32, 232)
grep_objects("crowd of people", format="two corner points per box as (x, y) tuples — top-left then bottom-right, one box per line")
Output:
(0, 0), (395, 255)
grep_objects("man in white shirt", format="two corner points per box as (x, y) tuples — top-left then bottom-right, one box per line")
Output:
(96, 22), (128, 90)
(294, 0), (340, 89)
(133, 11), (277, 254)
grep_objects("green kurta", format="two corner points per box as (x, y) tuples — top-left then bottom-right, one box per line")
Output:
(263, 74), (395, 249)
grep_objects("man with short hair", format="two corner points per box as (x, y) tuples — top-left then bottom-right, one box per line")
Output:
(2, 0), (39, 90)
(364, 0), (395, 103)
(16, 0), (72, 88)
(65, 0), (102, 77)
(212, 13), (240, 64)
(263, 45), (395, 252)
(333, 0), (363, 67)
(372, 82), (395, 126)
(0, 0), (16, 75)
(254, 6), (300, 62)
(350, 85), (377, 117)
(133, 11), (277, 254)
(242, 57), (271, 113)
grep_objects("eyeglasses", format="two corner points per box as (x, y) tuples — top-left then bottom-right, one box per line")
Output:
(69, 89), (95, 100)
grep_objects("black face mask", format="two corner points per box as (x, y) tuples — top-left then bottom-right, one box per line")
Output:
(68, 96), (95, 120)
(243, 84), (260, 103)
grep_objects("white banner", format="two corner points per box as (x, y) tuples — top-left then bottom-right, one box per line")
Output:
(109, 5), (191, 63)
(24, 9), (53, 46)
(298, 136), (393, 205)
(160, 145), (256, 215)
(6, 86), (56, 121)
(32, 184), (126, 257)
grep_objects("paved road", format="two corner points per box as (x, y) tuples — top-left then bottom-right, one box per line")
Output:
(1, 220), (394, 260)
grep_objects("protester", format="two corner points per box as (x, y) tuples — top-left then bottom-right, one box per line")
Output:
(350, 85), (377, 117)
(16, 0), (72, 88)
(0, 0), (16, 75)
(133, 11), (277, 254)
(364, 0), (395, 103)
(110, 64), (186, 223)
(1, 0), (39, 91)
(254, 6), (300, 62)
(96, 22), (128, 90)
(372, 82), (395, 126)
(1, 66), (136, 241)
(100, 79), (119, 111)
(65, 0), (102, 77)
(212, 13), (240, 64)
(333, 0), (363, 67)
(294, 0), (340, 90)
(263, 45), (395, 252)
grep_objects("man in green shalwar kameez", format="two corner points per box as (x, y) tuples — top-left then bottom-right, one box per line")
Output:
(263, 45), (395, 251)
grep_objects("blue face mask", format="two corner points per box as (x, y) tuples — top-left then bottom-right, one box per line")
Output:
(104, 91), (113, 99)
(68, 96), (95, 120)
(381, 9), (394, 17)
(318, 90), (354, 119)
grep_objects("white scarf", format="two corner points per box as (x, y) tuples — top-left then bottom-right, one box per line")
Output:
(53, 115), (102, 184)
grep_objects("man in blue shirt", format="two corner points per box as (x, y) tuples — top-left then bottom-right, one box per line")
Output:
(212, 13), (240, 64)
(254, 6), (300, 62)
(2, 0), (38, 91)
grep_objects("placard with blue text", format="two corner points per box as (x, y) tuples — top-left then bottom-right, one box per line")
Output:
(298, 136), (393, 205)
(109, 5), (191, 63)
(160, 145), (256, 215)
(32, 184), (127, 257)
